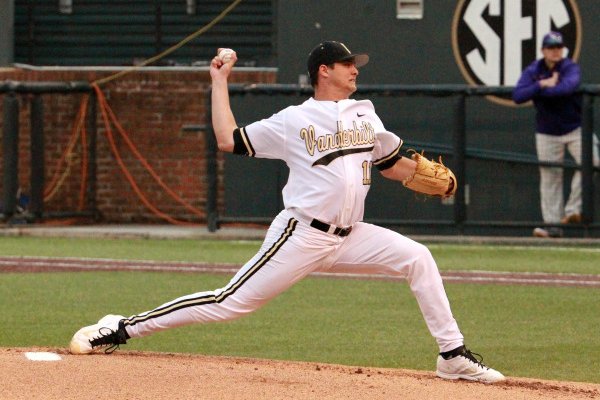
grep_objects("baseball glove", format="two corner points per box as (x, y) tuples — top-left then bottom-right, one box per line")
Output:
(402, 151), (457, 198)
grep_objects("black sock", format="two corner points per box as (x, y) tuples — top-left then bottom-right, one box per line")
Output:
(440, 345), (465, 360)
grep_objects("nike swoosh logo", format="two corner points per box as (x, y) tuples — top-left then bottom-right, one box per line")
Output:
(357, 113), (365, 117)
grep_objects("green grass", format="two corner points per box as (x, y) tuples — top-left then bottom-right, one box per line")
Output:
(429, 244), (600, 274)
(1, 236), (599, 383)
(0, 236), (259, 264)
(1, 236), (600, 274)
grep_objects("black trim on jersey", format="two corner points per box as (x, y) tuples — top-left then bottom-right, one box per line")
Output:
(124, 218), (298, 327)
(233, 127), (256, 157)
(373, 140), (403, 171)
(312, 146), (374, 167)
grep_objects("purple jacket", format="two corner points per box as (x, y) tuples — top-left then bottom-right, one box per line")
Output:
(512, 58), (581, 135)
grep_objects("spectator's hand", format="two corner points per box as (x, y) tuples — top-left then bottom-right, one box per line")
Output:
(539, 72), (559, 88)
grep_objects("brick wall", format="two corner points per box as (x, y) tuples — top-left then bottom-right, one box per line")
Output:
(0, 68), (276, 223)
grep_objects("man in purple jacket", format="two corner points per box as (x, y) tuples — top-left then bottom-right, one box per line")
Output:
(513, 31), (599, 238)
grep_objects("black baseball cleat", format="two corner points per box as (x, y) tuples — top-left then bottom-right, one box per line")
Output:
(69, 314), (130, 354)
(436, 345), (505, 383)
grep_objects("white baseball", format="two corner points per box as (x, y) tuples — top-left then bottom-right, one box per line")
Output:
(218, 48), (235, 63)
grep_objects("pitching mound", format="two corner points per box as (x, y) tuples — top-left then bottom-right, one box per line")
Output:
(2, 347), (599, 399)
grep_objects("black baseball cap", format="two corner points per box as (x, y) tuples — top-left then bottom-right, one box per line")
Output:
(542, 31), (565, 48)
(307, 41), (369, 80)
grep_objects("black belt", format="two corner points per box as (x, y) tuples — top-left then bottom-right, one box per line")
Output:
(310, 218), (353, 237)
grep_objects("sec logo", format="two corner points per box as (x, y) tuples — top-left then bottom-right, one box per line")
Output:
(452, 0), (581, 105)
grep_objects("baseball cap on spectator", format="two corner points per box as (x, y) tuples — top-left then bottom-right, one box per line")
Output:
(307, 41), (369, 83)
(542, 31), (565, 48)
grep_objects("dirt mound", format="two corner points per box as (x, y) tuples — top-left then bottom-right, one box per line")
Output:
(3, 347), (599, 400)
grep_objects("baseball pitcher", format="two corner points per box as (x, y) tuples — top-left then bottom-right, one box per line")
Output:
(70, 41), (504, 383)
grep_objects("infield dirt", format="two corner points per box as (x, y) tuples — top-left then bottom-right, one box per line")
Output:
(2, 347), (599, 400)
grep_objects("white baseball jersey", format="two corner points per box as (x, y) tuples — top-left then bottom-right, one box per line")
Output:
(234, 98), (402, 227)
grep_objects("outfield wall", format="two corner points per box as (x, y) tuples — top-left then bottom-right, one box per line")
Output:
(1, 0), (600, 234)
(0, 67), (275, 223)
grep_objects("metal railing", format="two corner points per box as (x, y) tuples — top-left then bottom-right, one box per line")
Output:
(204, 83), (600, 236)
(3, 81), (598, 235)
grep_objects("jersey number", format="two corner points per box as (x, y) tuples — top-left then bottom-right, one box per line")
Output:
(362, 160), (372, 185)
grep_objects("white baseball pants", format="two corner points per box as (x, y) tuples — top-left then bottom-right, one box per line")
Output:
(124, 209), (464, 352)
(536, 128), (600, 223)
